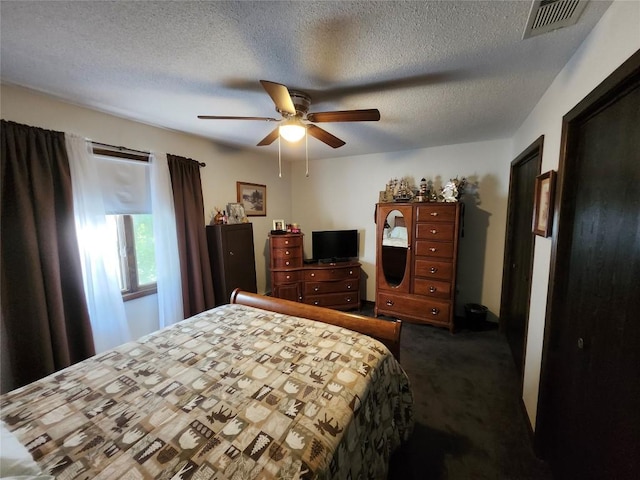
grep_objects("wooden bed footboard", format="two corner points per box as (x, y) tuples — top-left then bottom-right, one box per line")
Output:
(230, 289), (402, 359)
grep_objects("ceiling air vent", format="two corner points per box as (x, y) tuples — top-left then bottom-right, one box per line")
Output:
(523, 0), (589, 39)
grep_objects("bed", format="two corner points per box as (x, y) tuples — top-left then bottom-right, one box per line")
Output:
(0, 290), (413, 479)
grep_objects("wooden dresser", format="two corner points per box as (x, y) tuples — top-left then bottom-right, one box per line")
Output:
(269, 233), (360, 311)
(375, 202), (461, 332)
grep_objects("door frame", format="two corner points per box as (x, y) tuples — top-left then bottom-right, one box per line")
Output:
(499, 136), (543, 381)
(535, 50), (640, 457)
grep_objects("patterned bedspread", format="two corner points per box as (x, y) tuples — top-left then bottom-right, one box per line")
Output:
(1, 304), (413, 479)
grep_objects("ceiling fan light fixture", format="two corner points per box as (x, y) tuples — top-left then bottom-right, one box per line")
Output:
(279, 120), (306, 143)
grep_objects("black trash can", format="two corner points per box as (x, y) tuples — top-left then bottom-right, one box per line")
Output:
(464, 303), (488, 331)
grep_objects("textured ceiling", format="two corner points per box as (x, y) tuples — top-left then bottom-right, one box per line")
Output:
(0, 1), (612, 160)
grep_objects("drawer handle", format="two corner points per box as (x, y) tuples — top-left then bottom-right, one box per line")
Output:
(314, 286), (319, 292)
(285, 261), (290, 266)
(346, 298), (352, 302)
(429, 286), (437, 293)
(386, 300), (394, 306)
(314, 301), (319, 305)
(285, 250), (290, 255)
(430, 267), (438, 274)
(349, 270), (353, 275)
(286, 275), (291, 280)
(285, 240), (289, 245)
(430, 212), (439, 216)
(429, 247), (437, 252)
(431, 308), (440, 315)
(430, 229), (437, 234)
(347, 284), (352, 289)
(311, 273), (315, 277)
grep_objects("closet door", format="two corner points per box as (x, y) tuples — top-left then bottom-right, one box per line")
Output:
(500, 137), (542, 379)
(536, 52), (640, 479)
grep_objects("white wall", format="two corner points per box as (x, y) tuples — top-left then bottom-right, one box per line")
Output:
(1, 84), (294, 338)
(290, 139), (512, 318)
(511, 0), (640, 427)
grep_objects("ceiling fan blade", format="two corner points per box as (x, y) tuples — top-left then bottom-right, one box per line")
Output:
(306, 125), (346, 149)
(307, 109), (380, 123)
(198, 115), (278, 121)
(260, 80), (296, 115)
(257, 127), (281, 146)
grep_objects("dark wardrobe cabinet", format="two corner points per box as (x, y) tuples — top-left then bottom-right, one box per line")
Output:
(206, 223), (257, 306)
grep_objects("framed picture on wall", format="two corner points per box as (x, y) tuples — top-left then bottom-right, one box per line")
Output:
(237, 181), (266, 216)
(533, 170), (556, 237)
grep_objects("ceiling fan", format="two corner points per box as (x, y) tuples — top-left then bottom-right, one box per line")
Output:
(198, 80), (380, 148)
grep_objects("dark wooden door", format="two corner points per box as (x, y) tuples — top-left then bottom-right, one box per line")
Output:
(536, 51), (640, 479)
(500, 137), (542, 378)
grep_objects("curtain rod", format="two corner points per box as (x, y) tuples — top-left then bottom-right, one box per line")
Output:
(90, 141), (206, 167)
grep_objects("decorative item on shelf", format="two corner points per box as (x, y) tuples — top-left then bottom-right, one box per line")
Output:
(226, 203), (247, 224)
(439, 177), (467, 202)
(379, 181), (393, 202)
(416, 177), (430, 202)
(393, 178), (415, 202)
(210, 207), (224, 225)
(272, 219), (286, 232)
(290, 223), (301, 233)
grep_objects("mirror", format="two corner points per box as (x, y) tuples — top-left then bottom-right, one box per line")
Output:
(381, 209), (408, 287)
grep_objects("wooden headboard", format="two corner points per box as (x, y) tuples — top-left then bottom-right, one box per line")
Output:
(230, 289), (402, 360)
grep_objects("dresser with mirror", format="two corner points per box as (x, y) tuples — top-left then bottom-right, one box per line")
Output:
(375, 202), (462, 332)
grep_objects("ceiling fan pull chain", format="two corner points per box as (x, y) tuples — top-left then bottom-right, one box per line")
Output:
(305, 130), (309, 177)
(278, 135), (282, 178)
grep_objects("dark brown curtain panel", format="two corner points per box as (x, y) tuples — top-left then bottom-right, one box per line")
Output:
(167, 154), (214, 317)
(0, 120), (95, 393)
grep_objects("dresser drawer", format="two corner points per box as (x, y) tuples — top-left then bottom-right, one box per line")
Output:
(272, 257), (302, 269)
(304, 291), (359, 309)
(413, 278), (451, 299)
(272, 270), (302, 284)
(416, 204), (457, 223)
(304, 266), (360, 282)
(304, 279), (358, 295)
(271, 246), (302, 259)
(415, 223), (455, 241)
(270, 235), (303, 249)
(376, 291), (450, 325)
(414, 259), (453, 281)
(414, 240), (454, 258)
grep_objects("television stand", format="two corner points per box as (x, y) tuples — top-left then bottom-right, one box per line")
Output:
(269, 233), (360, 311)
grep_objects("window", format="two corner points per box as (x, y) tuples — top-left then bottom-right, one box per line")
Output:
(93, 146), (156, 302)
(107, 214), (157, 300)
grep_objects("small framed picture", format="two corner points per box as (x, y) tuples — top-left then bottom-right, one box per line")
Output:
(533, 170), (556, 237)
(237, 181), (266, 216)
(272, 219), (285, 231)
(226, 203), (246, 224)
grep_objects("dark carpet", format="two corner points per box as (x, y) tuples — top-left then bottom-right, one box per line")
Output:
(359, 304), (552, 480)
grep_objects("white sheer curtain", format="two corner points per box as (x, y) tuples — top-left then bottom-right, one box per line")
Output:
(65, 134), (131, 353)
(149, 152), (183, 328)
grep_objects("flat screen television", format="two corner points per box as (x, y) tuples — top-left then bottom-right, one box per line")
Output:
(312, 229), (358, 263)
